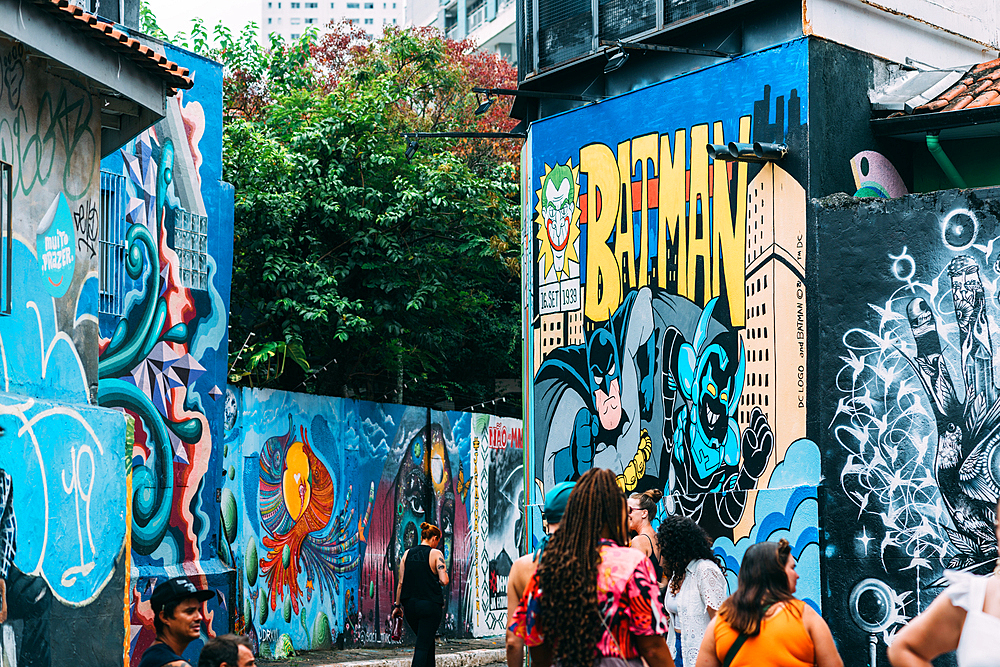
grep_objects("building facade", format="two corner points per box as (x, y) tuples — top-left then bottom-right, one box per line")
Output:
(261, 0), (404, 42)
(518, 2), (1000, 666)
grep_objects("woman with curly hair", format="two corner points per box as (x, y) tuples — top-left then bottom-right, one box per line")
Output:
(511, 468), (674, 667)
(657, 515), (727, 667)
(694, 539), (842, 667)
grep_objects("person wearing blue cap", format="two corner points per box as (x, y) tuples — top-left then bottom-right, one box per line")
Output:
(505, 481), (575, 667)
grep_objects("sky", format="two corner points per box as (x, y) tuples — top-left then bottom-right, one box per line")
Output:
(145, 0), (261, 40)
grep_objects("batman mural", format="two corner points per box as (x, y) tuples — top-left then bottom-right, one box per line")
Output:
(534, 287), (774, 539)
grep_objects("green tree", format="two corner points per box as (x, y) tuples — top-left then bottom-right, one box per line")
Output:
(219, 26), (522, 412)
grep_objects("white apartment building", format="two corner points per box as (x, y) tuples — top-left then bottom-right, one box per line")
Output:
(261, 0), (404, 42)
(405, 0), (516, 66)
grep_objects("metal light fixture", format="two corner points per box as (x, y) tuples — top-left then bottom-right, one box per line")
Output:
(405, 137), (419, 160)
(754, 142), (788, 160)
(475, 94), (496, 116)
(707, 144), (736, 161)
(604, 44), (629, 74)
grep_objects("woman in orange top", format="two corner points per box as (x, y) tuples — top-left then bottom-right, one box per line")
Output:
(694, 539), (842, 667)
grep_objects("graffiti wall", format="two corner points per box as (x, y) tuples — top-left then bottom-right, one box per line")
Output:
(819, 190), (1000, 666)
(221, 387), (522, 654)
(524, 37), (820, 606)
(97, 40), (235, 665)
(0, 34), (133, 666)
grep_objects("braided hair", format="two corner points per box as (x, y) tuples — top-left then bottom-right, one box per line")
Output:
(534, 469), (629, 667)
(656, 514), (720, 594)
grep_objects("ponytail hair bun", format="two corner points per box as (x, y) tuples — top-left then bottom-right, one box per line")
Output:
(630, 488), (663, 515)
(421, 522), (442, 540)
(644, 489), (664, 503)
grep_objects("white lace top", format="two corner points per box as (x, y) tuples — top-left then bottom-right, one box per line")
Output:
(944, 570), (1000, 667)
(663, 559), (728, 667)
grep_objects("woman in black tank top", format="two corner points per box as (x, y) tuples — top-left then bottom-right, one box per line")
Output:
(629, 489), (664, 581)
(392, 522), (449, 667)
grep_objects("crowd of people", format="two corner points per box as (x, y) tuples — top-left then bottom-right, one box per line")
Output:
(141, 467), (1000, 667)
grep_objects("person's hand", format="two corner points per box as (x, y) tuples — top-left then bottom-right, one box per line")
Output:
(391, 604), (403, 619)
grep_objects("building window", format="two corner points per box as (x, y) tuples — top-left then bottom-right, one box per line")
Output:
(364, 17), (373, 23)
(330, 2), (334, 5)
(267, 1), (272, 6)
(99, 170), (126, 317)
(290, 32), (300, 37)
(392, 17), (396, 22)
(268, 17), (272, 23)
(173, 209), (208, 291)
(306, 1), (318, 5)
(305, 17), (316, 22)
(290, 16), (301, 23)
(364, 2), (373, 7)
(290, 2), (300, 7)
(346, 2), (359, 6)
(348, 17), (358, 23)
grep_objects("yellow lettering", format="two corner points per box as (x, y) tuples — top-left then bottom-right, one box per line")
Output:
(657, 129), (686, 291)
(710, 117), (750, 327)
(687, 124), (710, 305)
(631, 133), (658, 289)
(614, 140), (635, 292)
(581, 142), (621, 322)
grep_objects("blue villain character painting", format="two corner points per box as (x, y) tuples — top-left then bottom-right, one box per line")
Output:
(665, 297), (774, 536)
(533, 288), (774, 538)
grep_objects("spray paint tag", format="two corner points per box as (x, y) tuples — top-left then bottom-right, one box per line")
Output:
(35, 193), (76, 298)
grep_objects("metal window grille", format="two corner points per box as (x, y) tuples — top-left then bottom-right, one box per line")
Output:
(0, 161), (10, 316)
(99, 170), (127, 318)
(174, 209), (208, 291)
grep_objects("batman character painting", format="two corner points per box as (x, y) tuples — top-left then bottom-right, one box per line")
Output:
(533, 288), (774, 537)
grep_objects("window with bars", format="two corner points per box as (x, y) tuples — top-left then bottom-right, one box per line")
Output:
(173, 209), (208, 291)
(99, 170), (127, 318)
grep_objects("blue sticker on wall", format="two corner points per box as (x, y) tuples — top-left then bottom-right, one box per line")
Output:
(36, 193), (76, 298)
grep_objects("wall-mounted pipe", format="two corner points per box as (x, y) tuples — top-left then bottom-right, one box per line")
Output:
(707, 144), (736, 160)
(925, 133), (967, 189)
(728, 142), (759, 160)
(754, 142), (788, 160)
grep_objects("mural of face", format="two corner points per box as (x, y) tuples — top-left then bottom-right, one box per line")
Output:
(589, 329), (623, 432)
(695, 344), (736, 447)
(391, 425), (455, 570)
(540, 165), (575, 275)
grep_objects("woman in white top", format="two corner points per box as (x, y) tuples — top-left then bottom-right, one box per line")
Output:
(657, 515), (727, 667)
(889, 506), (1000, 667)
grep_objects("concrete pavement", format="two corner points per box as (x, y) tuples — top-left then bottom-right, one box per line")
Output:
(258, 636), (506, 667)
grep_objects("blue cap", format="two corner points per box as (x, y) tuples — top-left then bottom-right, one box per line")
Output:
(543, 481), (576, 523)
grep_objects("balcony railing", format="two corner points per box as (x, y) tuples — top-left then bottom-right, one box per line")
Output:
(518, 0), (752, 79)
(468, 4), (486, 32)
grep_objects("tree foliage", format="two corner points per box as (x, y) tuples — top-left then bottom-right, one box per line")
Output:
(206, 24), (521, 412)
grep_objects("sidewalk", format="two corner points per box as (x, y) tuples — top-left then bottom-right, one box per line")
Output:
(258, 636), (506, 667)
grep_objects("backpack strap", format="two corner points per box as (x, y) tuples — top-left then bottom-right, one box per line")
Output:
(721, 604), (772, 667)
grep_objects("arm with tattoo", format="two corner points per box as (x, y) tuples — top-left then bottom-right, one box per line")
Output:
(432, 549), (449, 587)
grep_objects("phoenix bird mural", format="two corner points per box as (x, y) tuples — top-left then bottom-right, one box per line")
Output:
(259, 416), (375, 614)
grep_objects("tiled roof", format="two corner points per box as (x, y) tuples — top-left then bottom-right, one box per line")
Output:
(913, 57), (1000, 114)
(30, 0), (193, 95)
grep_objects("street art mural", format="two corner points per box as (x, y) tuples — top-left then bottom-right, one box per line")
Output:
(96, 44), (234, 665)
(820, 191), (1000, 666)
(524, 38), (818, 597)
(0, 37), (133, 666)
(221, 387), (522, 654)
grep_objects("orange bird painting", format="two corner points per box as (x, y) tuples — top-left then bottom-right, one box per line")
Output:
(259, 416), (374, 614)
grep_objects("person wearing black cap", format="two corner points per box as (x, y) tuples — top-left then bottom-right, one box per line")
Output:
(504, 481), (574, 667)
(139, 576), (215, 667)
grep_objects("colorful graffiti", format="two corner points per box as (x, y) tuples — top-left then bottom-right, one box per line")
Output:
(221, 387), (522, 655)
(821, 191), (1000, 665)
(525, 36), (816, 588)
(0, 37), (131, 666)
(96, 43), (234, 665)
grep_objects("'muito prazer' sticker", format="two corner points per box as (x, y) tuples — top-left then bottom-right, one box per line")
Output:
(36, 193), (76, 298)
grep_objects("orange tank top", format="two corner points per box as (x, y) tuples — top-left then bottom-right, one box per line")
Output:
(714, 600), (815, 667)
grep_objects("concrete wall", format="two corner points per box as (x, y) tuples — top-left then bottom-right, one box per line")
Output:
(96, 40), (235, 666)
(816, 189), (1000, 667)
(523, 36), (820, 610)
(221, 387), (524, 655)
(0, 36), (131, 666)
